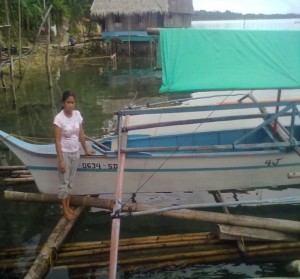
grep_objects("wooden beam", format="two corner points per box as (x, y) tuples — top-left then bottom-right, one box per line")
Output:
(218, 224), (298, 241)
(24, 206), (83, 279)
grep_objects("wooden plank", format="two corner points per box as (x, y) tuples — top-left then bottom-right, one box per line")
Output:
(218, 224), (299, 241)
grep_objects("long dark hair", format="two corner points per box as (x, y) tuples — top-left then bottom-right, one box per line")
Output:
(61, 90), (76, 110)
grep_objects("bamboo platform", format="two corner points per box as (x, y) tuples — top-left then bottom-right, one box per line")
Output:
(3, 190), (300, 278)
(1, 232), (300, 278)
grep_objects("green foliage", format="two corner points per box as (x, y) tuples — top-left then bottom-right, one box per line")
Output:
(0, 0), (92, 43)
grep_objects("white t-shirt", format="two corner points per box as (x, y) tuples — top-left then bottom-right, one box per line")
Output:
(53, 110), (83, 152)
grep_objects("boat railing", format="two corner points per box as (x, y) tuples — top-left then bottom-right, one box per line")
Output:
(116, 98), (300, 153)
(85, 135), (109, 154)
(118, 100), (300, 116)
(122, 141), (300, 154)
(239, 92), (300, 154)
(129, 93), (247, 109)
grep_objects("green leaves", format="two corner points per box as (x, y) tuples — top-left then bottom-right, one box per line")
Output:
(0, 0), (91, 39)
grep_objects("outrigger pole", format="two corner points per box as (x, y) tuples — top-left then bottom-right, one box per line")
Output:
(108, 115), (129, 279)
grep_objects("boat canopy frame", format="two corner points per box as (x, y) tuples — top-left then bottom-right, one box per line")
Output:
(116, 94), (300, 153)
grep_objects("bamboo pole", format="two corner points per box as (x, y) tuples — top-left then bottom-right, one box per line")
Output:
(4, 0), (17, 108)
(3, 235), (300, 274)
(273, 89), (282, 134)
(4, 190), (115, 208)
(45, 0), (53, 90)
(11, 170), (31, 175)
(109, 115), (129, 279)
(158, 209), (300, 235)
(18, 0), (22, 76)
(0, 232), (216, 258)
(24, 206), (83, 279)
(71, 55), (113, 61)
(17, 4), (53, 89)
(4, 177), (35, 184)
(58, 238), (222, 258)
(288, 172), (300, 179)
(5, 190), (300, 234)
(0, 165), (27, 171)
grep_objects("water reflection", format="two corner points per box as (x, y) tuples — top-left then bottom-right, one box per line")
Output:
(0, 57), (161, 139)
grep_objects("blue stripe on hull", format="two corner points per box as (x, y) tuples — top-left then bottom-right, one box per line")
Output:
(28, 162), (300, 173)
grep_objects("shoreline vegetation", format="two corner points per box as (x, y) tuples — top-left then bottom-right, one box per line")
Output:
(1, 5), (300, 78)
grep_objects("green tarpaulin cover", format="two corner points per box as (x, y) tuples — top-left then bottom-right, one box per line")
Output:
(159, 29), (300, 93)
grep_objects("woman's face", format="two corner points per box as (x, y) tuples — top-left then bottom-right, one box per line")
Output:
(63, 96), (75, 114)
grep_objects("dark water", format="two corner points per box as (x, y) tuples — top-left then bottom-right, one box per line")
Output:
(0, 57), (300, 278)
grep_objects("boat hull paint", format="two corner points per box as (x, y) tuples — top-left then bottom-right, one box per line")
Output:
(1, 131), (300, 195)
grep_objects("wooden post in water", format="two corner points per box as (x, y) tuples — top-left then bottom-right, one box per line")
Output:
(109, 115), (129, 279)
(4, 0), (17, 108)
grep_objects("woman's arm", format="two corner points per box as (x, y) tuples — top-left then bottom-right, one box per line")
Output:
(54, 124), (66, 173)
(79, 124), (95, 155)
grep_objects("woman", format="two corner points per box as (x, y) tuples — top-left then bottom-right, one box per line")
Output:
(54, 90), (94, 220)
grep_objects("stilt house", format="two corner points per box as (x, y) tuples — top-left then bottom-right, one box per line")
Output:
(90, 0), (194, 32)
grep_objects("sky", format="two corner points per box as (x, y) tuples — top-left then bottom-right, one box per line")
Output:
(193, 0), (300, 14)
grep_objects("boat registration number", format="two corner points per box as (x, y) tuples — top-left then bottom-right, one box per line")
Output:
(265, 158), (282, 166)
(81, 162), (118, 169)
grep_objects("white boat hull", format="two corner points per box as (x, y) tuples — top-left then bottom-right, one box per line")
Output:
(2, 132), (300, 195)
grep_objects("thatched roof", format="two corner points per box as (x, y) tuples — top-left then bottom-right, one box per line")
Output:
(90, 0), (194, 17)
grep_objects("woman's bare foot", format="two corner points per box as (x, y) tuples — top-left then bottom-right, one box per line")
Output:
(66, 196), (77, 215)
(62, 197), (76, 220)
(66, 207), (77, 216)
(63, 208), (75, 220)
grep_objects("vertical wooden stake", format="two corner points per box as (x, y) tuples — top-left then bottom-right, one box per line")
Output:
(109, 115), (129, 279)
(273, 89), (281, 135)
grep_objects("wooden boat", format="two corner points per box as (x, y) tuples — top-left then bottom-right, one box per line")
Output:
(1, 29), (300, 196)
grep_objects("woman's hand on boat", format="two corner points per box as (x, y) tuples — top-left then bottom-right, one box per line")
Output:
(86, 149), (95, 156)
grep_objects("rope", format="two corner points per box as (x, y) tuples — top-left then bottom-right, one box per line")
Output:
(42, 243), (56, 267)
(10, 133), (53, 144)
